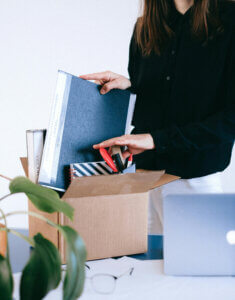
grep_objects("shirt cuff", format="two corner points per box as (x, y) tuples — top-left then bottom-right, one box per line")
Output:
(127, 83), (137, 94)
(150, 129), (169, 154)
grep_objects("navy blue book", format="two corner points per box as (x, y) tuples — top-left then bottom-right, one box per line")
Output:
(38, 70), (135, 191)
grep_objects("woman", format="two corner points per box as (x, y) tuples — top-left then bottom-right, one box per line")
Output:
(80, 0), (235, 233)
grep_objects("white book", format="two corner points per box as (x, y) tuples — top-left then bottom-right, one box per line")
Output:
(26, 129), (46, 183)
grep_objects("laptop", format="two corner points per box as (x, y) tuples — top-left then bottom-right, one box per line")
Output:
(163, 194), (235, 276)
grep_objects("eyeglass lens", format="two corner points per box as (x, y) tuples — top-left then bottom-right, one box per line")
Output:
(91, 274), (116, 294)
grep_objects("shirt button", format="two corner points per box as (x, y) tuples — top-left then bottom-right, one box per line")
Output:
(166, 76), (171, 81)
(171, 50), (175, 55)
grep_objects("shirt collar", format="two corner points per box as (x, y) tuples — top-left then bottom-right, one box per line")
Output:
(169, 4), (193, 26)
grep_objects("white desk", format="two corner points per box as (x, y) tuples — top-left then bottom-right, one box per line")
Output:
(13, 257), (235, 300)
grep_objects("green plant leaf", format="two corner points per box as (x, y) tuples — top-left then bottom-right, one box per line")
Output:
(60, 226), (86, 300)
(9, 177), (73, 220)
(0, 254), (13, 300)
(20, 233), (61, 300)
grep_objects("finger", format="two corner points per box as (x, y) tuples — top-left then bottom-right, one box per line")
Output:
(93, 140), (118, 149)
(93, 137), (125, 149)
(100, 139), (129, 148)
(122, 150), (131, 160)
(100, 79), (121, 94)
(79, 71), (111, 81)
(94, 80), (102, 85)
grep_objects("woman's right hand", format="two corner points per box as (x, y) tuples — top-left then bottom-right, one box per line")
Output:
(79, 71), (131, 95)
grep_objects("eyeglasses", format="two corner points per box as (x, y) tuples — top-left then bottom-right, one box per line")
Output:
(61, 264), (134, 294)
(85, 264), (134, 294)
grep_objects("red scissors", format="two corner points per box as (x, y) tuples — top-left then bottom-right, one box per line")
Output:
(99, 148), (118, 173)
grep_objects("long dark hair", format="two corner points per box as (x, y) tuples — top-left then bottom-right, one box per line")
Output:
(136, 0), (223, 56)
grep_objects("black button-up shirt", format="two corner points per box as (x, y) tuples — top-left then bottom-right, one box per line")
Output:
(128, 1), (235, 179)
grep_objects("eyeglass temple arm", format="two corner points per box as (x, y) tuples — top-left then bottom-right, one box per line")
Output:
(62, 264), (91, 271)
(116, 267), (134, 279)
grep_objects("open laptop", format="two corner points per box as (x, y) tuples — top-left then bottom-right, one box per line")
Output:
(163, 194), (235, 276)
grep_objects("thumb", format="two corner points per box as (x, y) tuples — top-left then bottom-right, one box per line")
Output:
(100, 79), (119, 94)
(122, 150), (131, 160)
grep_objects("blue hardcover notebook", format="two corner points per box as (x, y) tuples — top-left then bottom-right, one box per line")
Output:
(38, 70), (135, 191)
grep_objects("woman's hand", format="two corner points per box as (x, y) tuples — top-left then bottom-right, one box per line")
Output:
(93, 134), (155, 159)
(79, 71), (131, 94)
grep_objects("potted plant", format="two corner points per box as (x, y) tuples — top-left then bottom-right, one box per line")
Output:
(0, 175), (86, 300)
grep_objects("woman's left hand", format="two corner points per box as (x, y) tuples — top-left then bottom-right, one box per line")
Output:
(93, 134), (155, 159)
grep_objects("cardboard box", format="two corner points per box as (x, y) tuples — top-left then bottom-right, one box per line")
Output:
(20, 157), (179, 262)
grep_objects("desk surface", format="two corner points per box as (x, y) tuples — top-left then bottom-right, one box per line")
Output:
(13, 258), (235, 300)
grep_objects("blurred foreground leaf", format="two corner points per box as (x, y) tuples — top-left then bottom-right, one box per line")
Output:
(60, 226), (86, 300)
(0, 254), (13, 300)
(20, 233), (61, 300)
(9, 177), (73, 220)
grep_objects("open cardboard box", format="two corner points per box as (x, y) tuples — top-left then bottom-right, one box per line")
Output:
(20, 157), (179, 262)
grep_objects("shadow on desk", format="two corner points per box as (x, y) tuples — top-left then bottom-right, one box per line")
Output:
(129, 235), (163, 260)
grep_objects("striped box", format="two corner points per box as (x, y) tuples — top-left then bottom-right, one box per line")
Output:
(70, 161), (113, 181)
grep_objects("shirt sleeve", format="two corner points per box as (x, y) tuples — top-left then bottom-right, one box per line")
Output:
(128, 23), (139, 94)
(151, 33), (235, 154)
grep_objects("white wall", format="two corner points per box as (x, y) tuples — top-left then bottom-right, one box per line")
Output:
(0, 0), (234, 228)
(0, 0), (139, 228)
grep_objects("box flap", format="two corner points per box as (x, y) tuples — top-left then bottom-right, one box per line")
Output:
(20, 157), (28, 177)
(63, 171), (179, 198)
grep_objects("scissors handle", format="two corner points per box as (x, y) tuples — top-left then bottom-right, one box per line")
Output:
(99, 148), (118, 173)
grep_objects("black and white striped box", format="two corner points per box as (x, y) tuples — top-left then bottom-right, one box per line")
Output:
(70, 161), (113, 181)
